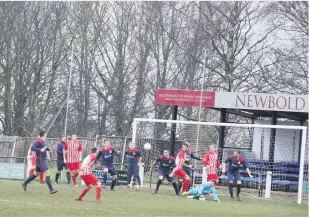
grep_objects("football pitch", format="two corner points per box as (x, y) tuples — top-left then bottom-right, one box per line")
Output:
(0, 180), (307, 217)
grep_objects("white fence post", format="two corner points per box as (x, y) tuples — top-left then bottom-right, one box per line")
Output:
(265, 171), (272, 199)
(95, 134), (99, 147)
(140, 163), (144, 186)
(27, 159), (32, 178)
(10, 137), (17, 163)
(120, 137), (127, 170)
(202, 166), (208, 184)
(297, 128), (307, 204)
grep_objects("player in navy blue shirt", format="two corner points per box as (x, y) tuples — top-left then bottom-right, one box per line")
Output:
(222, 150), (253, 200)
(95, 140), (120, 190)
(124, 142), (142, 189)
(22, 130), (57, 194)
(55, 136), (71, 184)
(150, 150), (179, 195)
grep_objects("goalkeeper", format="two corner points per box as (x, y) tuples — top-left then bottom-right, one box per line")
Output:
(186, 181), (220, 202)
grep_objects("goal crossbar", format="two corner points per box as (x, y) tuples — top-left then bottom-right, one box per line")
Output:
(133, 118), (307, 130)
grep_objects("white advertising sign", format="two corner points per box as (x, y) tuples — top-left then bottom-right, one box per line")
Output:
(215, 92), (308, 113)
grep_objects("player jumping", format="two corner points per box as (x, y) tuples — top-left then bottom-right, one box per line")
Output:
(203, 144), (221, 184)
(222, 150), (253, 201)
(55, 136), (71, 184)
(64, 134), (82, 187)
(76, 147), (102, 202)
(170, 143), (191, 195)
(124, 142), (142, 190)
(22, 130), (57, 194)
(95, 140), (121, 190)
(150, 150), (179, 195)
(186, 180), (220, 202)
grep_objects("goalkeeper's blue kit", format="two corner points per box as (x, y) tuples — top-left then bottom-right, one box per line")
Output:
(189, 183), (218, 200)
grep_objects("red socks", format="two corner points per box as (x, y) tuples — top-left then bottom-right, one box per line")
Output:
(29, 169), (34, 176)
(39, 173), (44, 183)
(96, 187), (102, 201)
(72, 175), (77, 185)
(78, 188), (90, 199)
(183, 180), (190, 192)
(77, 187), (102, 201)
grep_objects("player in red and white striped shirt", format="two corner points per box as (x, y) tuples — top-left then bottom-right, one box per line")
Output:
(203, 145), (221, 184)
(170, 143), (191, 195)
(27, 141), (44, 183)
(76, 147), (102, 202)
(63, 134), (83, 186)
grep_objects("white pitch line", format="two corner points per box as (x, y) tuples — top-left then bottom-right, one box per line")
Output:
(0, 198), (146, 217)
(0, 197), (221, 217)
(0, 199), (51, 207)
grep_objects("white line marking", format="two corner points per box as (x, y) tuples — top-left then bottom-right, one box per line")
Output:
(0, 199), (50, 207)
(0, 198), (146, 216)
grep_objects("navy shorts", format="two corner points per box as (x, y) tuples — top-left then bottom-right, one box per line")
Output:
(227, 170), (241, 182)
(183, 167), (192, 177)
(35, 161), (49, 173)
(102, 164), (117, 176)
(127, 164), (139, 177)
(158, 168), (174, 182)
(57, 160), (68, 171)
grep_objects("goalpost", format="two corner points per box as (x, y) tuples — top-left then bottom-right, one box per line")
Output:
(132, 118), (308, 204)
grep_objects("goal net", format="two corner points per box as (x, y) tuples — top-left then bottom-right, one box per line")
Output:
(132, 118), (308, 204)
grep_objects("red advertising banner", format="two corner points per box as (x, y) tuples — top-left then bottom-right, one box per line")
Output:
(156, 88), (308, 113)
(155, 89), (215, 107)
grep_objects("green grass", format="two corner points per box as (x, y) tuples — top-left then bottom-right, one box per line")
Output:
(0, 179), (307, 217)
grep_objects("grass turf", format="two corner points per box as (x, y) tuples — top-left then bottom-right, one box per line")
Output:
(0, 179), (307, 217)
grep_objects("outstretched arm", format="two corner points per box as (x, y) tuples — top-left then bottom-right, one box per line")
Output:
(170, 168), (176, 177)
(203, 153), (210, 165)
(222, 158), (231, 174)
(244, 161), (253, 177)
(95, 151), (102, 162)
(246, 168), (253, 177)
(190, 153), (201, 160)
(46, 151), (50, 160)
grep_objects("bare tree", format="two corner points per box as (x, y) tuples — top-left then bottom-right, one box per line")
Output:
(91, 2), (142, 136)
(196, 2), (278, 93)
(0, 2), (74, 136)
(260, 1), (308, 94)
(0, 2), (306, 138)
(0, 2), (17, 135)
